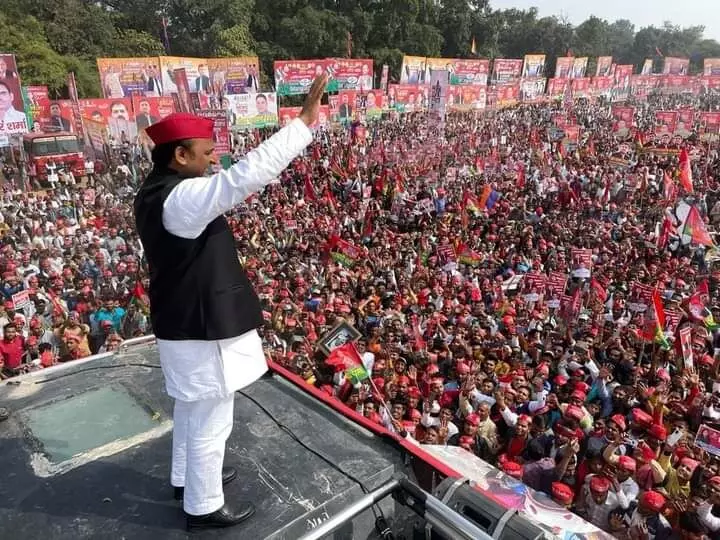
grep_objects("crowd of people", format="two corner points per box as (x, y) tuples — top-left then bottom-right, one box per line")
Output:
(3, 88), (720, 537)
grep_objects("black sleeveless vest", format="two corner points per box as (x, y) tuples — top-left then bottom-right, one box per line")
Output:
(134, 167), (263, 340)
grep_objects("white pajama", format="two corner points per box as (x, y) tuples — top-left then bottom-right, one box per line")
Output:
(155, 118), (314, 516)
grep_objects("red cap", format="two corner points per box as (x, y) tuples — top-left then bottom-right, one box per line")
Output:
(574, 381), (591, 394)
(618, 455), (636, 472)
(458, 435), (474, 447)
(609, 414), (627, 432)
(680, 457), (700, 471)
(502, 461), (524, 479)
(639, 491), (666, 513)
(146, 112), (214, 145)
(648, 424), (667, 441)
(554, 375), (568, 386)
(570, 389), (587, 402)
(709, 476), (720, 487)
(407, 387), (422, 399)
(456, 362), (471, 374)
(26, 335), (38, 346)
(553, 422), (577, 439)
(396, 375), (410, 385)
(631, 408), (653, 428)
(589, 475), (611, 493)
(551, 482), (574, 505)
(637, 441), (656, 461)
(465, 413), (481, 426)
(564, 405), (585, 422)
(409, 409), (422, 420)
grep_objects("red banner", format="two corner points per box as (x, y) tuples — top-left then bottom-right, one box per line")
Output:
(611, 106), (634, 137)
(700, 112), (720, 137)
(555, 57), (573, 79)
(327, 59), (373, 91)
(547, 78), (568, 98)
(493, 83), (520, 108)
(592, 76), (614, 95)
(662, 75), (692, 93)
(42, 100), (77, 134)
(451, 59), (490, 86)
(570, 77), (591, 98)
(491, 59), (523, 84)
(387, 84), (429, 112)
(700, 76), (720, 92)
(279, 105), (330, 129)
(78, 98), (136, 142)
(663, 57), (690, 75)
(196, 109), (230, 156)
(596, 56), (613, 77)
(131, 96), (175, 132)
(655, 111), (678, 139)
(447, 86), (486, 110)
(614, 64), (633, 84)
(274, 60), (329, 96)
(25, 85), (50, 132)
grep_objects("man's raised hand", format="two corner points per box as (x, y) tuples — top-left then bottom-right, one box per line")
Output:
(299, 74), (328, 127)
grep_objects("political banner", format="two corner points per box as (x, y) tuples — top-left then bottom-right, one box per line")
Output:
(592, 76), (614, 96)
(380, 64), (389, 92)
(704, 58), (720, 76)
(42, 100), (77, 134)
(428, 69), (449, 120)
(571, 57), (588, 78)
(570, 77), (592, 98)
(676, 109), (694, 138)
(631, 75), (657, 99)
(700, 112), (720, 139)
(447, 86), (486, 110)
(96, 57), (162, 98)
(78, 98), (137, 142)
(327, 59), (373, 92)
(82, 117), (109, 155)
(700, 76), (720, 93)
(274, 59), (329, 96)
(522, 54), (546, 78)
(615, 64), (634, 81)
(519, 78), (546, 103)
(0, 54), (28, 136)
(663, 57), (690, 75)
(225, 92), (278, 129)
(24, 86), (50, 132)
(400, 56), (428, 84)
(279, 105), (330, 129)
(654, 110), (678, 142)
(131, 96), (175, 132)
(171, 68), (192, 112)
(159, 56), (209, 97)
(387, 84), (429, 112)
(612, 65), (633, 102)
(641, 58), (654, 75)
(562, 125), (581, 153)
(611, 106), (634, 138)
(555, 57), (573, 79)
(661, 75), (692, 94)
(596, 56), (613, 77)
(491, 59), (523, 84)
(196, 109), (231, 156)
(206, 56), (260, 95)
(547, 78), (568, 98)
(450, 59), (490, 86)
(495, 83), (520, 108)
(337, 89), (384, 121)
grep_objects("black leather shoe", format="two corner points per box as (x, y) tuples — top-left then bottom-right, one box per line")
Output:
(186, 502), (255, 531)
(173, 466), (238, 500)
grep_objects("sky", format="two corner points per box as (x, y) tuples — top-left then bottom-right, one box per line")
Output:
(489, 0), (720, 42)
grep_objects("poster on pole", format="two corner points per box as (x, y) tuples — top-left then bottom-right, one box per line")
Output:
(196, 109), (231, 156)
(654, 110), (678, 143)
(522, 54), (546, 78)
(611, 106), (634, 139)
(596, 56), (613, 77)
(226, 92), (278, 129)
(0, 54), (28, 136)
(571, 58), (588, 78)
(491, 59), (523, 84)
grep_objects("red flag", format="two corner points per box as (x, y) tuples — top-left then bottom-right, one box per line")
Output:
(679, 148), (693, 193)
(516, 163), (526, 189)
(663, 170), (676, 201)
(683, 206), (714, 247)
(591, 278), (608, 303)
(325, 342), (368, 383)
(304, 175), (317, 201)
(657, 216), (674, 250)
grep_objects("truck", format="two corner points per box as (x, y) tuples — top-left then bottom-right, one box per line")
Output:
(22, 131), (86, 184)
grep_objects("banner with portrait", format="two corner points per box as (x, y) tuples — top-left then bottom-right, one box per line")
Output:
(571, 57), (588, 78)
(196, 110), (231, 156)
(225, 92), (278, 129)
(570, 77), (592, 98)
(654, 110), (678, 141)
(555, 58), (573, 79)
(611, 106), (634, 138)
(82, 117), (109, 156)
(387, 84), (429, 112)
(336, 89), (384, 121)
(274, 60), (329, 96)
(700, 76), (720, 94)
(522, 54), (546, 78)
(700, 112), (720, 139)
(400, 56), (428, 84)
(562, 125), (581, 152)
(40, 100), (77, 134)
(96, 57), (161, 98)
(661, 75), (692, 94)
(519, 78), (546, 103)
(278, 105), (330, 130)
(495, 83), (520, 108)
(546, 78), (568, 98)
(131, 96), (175, 133)
(641, 58), (654, 75)
(596, 56), (613, 77)
(160, 56), (215, 102)
(676, 109), (695, 138)
(450, 59), (489, 86)
(704, 58), (720, 76)
(0, 54), (28, 136)
(206, 57), (260, 95)
(326, 59), (373, 92)
(592, 76), (614, 97)
(491, 59), (523, 84)
(631, 75), (657, 99)
(427, 69), (449, 120)
(663, 57), (690, 75)
(447, 86), (486, 110)
(78, 98), (137, 142)
(24, 86), (50, 132)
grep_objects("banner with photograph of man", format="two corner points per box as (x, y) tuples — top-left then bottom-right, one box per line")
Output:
(611, 106), (634, 139)
(131, 96), (175, 132)
(78, 98), (136, 143)
(24, 86), (50, 132)
(196, 110), (231, 156)
(676, 109), (694, 138)
(520, 78), (546, 103)
(279, 105), (330, 129)
(641, 58), (654, 75)
(495, 83), (520, 108)
(327, 59), (374, 92)
(206, 57), (260, 95)
(571, 77), (592, 98)
(555, 58), (573, 79)
(400, 56), (427, 84)
(42, 100), (76, 133)
(546, 78), (568, 98)
(158, 56), (208, 97)
(274, 60), (329, 96)
(96, 57), (162, 98)
(0, 54), (28, 136)
(704, 58), (720, 76)
(522, 54), (546, 78)
(663, 57), (690, 75)
(226, 92), (278, 129)
(596, 56), (613, 77)
(491, 59), (523, 84)
(570, 57), (588, 78)
(83, 117), (109, 156)
(700, 112), (720, 140)
(447, 86), (486, 111)
(654, 110), (678, 143)
(592, 76), (614, 97)
(387, 84), (429, 112)
(449, 59), (489, 86)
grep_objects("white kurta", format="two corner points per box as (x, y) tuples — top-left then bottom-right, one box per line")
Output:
(157, 117), (313, 402)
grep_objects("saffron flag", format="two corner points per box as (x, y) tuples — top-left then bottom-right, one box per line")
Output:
(679, 148), (693, 193)
(683, 206), (714, 247)
(470, 37), (477, 55)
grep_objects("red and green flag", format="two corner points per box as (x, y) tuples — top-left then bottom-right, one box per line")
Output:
(325, 342), (369, 384)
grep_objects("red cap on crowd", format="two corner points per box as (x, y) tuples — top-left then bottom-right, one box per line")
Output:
(648, 424), (667, 441)
(407, 387), (422, 399)
(564, 405), (585, 422)
(396, 375), (410, 385)
(570, 390), (587, 402)
(553, 421), (577, 439)
(465, 413), (481, 426)
(456, 362), (471, 374)
(680, 457), (700, 472)
(146, 112), (215, 146)
(551, 482), (574, 505)
(502, 461), (523, 479)
(589, 476), (611, 494)
(637, 441), (656, 462)
(631, 408), (654, 428)
(609, 414), (627, 432)
(639, 491), (666, 513)
(458, 435), (474, 447)
(618, 455), (636, 472)
(574, 381), (590, 394)
(709, 476), (720, 488)
(553, 375), (568, 386)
